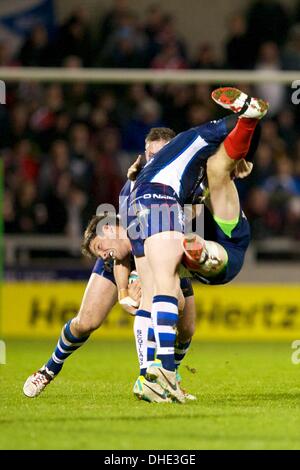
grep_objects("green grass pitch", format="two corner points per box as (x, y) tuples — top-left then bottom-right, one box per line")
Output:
(0, 339), (299, 450)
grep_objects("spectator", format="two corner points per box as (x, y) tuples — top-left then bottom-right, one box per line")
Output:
(277, 108), (298, 153)
(155, 15), (186, 59)
(260, 119), (286, 156)
(245, 187), (272, 239)
(43, 172), (70, 234)
(93, 128), (125, 206)
(18, 24), (50, 67)
(122, 98), (164, 152)
(118, 84), (150, 126)
(263, 156), (300, 196)
(246, 0), (290, 62)
(4, 103), (31, 148)
(69, 123), (94, 191)
(0, 42), (15, 66)
(255, 42), (286, 116)
(162, 84), (191, 132)
(252, 142), (276, 186)
(66, 183), (89, 239)
(14, 139), (39, 183)
(99, 12), (147, 68)
(15, 181), (47, 234)
(260, 156), (300, 235)
(4, 189), (18, 233)
(225, 14), (252, 69)
(192, 43), (218, 69)
(151, 42), (188, 69)
(55, 8), (93, 66)
(98, 0), (131, 48)
(39, 139), (70, 197)
(143, 3), (165, 63)
(186, 103), (212, 128)
(282, 24), (300, 69)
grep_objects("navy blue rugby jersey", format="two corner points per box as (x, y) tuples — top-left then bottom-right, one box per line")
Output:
(134, 119), (229, 204)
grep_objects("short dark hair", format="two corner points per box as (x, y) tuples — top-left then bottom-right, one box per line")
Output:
(145, 127), (175, 143)
(81, 214), (119, 258)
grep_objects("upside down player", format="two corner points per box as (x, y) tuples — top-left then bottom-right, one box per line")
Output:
(23, 129), (197, 402)
(88, 87), (269, 403)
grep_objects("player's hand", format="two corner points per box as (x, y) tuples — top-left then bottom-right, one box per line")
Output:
(127, 155), (143, 181)
(119, 280), (141, 315)
(233, 159), (253, 179)
(128, 280), (141, 304)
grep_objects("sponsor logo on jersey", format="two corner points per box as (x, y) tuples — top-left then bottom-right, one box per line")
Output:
(142, 193), (176, 200)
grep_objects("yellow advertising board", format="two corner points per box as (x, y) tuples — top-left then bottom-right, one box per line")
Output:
(1, 282), (300, 340)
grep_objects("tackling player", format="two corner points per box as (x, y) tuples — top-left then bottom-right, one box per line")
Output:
(23, 129), (197, 403)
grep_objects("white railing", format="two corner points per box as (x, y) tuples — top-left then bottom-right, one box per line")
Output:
(5, 235), (81, 266)
(0, 67), (300, 84)
(4, 234), (300, 265)
(4, 235), (300, 282)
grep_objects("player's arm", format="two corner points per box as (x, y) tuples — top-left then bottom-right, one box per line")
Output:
(113, 256), (132, 302)
(127, 280), (141, 315)
(113, 257), (140, 315)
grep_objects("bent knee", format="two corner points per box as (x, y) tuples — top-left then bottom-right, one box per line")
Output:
(72, 310), (102, 336)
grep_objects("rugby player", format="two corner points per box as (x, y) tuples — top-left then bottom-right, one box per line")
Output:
(87, 87), (269, 403)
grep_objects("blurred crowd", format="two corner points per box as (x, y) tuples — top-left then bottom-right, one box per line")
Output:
(2, 0), (300, 240)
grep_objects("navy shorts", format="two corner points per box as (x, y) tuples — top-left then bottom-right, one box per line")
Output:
(92, 258), (116, 285)
(128, 183), (184, 257)
(193, 210), (250, 285)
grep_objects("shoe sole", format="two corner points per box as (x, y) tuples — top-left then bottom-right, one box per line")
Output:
(212, 87), (245, 112)
(212, 87), (269, 118)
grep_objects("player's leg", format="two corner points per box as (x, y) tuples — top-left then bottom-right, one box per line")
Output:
(133, 255), (156, 377)
(184, 88), (266, 280)
(128, 187), (186, 401)
(133, 260), (196, 402)
(71, 274), (117, 336)
(176, 295), (195, 366)
(132, 255), (172, 403)
(187, 89), (266, 276)
(144, 232), (186, 403)
(206, 126), (260, 223)
(175, 276), (195, 368)
(183, 206), (251, 285)
(175, 283), (197, 401)
(208, 87), (268, 221)
(23, 272), (117, 397)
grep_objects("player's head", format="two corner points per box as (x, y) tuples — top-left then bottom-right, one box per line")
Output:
(145, 127), (175, 161)
(82, 214), (131, 261)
